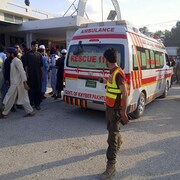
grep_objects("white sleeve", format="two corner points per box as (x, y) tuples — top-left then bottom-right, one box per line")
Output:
(15, 59), (27, 82)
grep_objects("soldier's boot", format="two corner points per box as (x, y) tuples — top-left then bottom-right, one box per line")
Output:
(100, 163), (116, 180)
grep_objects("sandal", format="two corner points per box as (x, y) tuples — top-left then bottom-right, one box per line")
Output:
(24, 111), (36, 117)
(0, 114), (8, 119)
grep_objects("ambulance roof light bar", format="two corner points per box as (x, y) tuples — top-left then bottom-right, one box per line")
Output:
(81, 20), (128, 27)
(116, 20), (140, 34)
(80, 20), (140, 33)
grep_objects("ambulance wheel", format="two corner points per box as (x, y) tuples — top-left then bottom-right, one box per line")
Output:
(161, 82), (169, 98)
(131, 92), (146, 119)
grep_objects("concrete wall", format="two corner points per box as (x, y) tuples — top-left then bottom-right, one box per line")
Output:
(1, 15), (94, 33)
(0, 0), (54, 21)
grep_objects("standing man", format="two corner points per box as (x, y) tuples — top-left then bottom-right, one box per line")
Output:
(175, 60), (180, 84)
(49, 48), (59, 97)
(1, 47), (35, 118)
(55, 49), (67, 99)
(25, 41), (43, 110)
(2, 48), (17, 112)
(38, 45), (48, 100)
(2, 50), (11, 100)
(100, 48), (129, 180)
(14, 44), (23, 59)
(0, 45), (6, 62)
(0, 45), (6, 106)
(0, 56), (4, 112)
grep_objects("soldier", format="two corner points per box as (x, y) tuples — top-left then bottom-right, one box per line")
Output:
(100, 48), (129, 180)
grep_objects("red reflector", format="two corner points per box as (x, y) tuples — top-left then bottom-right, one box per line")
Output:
(64, 71), (66, 78)
(125, 73), (130, 84)
(89, 39), (99, 42)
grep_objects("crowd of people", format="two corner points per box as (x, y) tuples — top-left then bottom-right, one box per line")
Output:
(0, 41), (67, 118)
(0, 43), (130, 179)
(3, 41), (180, 179)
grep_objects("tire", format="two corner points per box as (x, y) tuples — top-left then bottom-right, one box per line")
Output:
(131, 92), (146, 119)
(161, 82), (169, 98)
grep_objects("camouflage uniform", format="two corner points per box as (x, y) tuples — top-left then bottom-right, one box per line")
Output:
(106, 107), (123, 165)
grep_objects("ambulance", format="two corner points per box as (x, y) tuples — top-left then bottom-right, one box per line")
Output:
(63, 20), (172, 118)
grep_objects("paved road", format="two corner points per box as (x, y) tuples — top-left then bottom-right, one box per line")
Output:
(0, 85), (180, 180)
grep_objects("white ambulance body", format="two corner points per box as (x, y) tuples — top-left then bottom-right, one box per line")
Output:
(63, 20), (172, 118)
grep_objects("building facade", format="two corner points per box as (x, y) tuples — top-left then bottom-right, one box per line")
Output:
(0, 0), (96, 49)
(0, 0), (121, 49)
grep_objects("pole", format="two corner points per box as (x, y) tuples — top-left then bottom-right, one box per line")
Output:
(63, 0), (77, 17)
(111, 0), (122, 20)
(101, 0), (103, 22)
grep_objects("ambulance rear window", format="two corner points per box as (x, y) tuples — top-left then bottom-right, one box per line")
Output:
(66, 44), (124, 69)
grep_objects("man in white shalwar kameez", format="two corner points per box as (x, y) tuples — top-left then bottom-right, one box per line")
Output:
(1, 47), (35, 118)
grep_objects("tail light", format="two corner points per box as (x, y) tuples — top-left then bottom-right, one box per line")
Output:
(125, 73), (130, 85)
